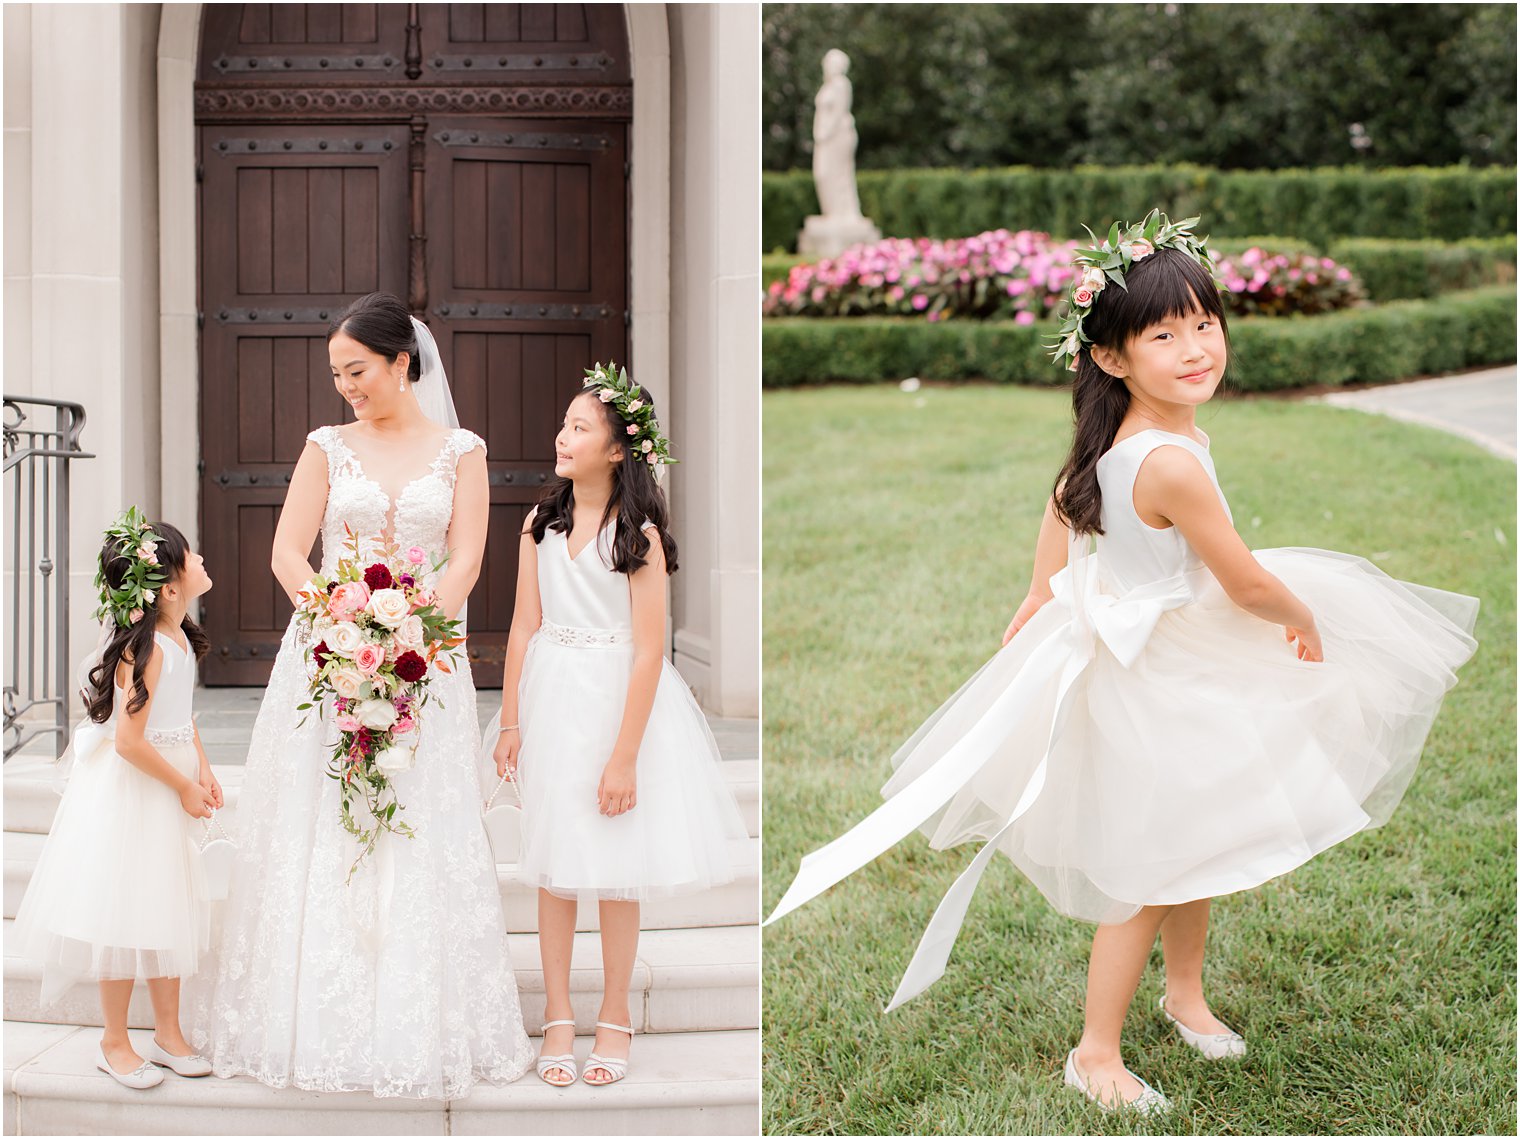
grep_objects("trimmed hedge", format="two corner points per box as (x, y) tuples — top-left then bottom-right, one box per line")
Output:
(1326, 237), (1517, 301)
(762, 286), (1517, 390)
(762, 165), (1518, 253)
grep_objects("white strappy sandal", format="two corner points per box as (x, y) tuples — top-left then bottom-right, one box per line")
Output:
(535, 1019), (578, 1086)
(582, 1021), (634, 1086)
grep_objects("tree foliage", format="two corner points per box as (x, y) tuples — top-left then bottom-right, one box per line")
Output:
(763, 3), (1518, 171)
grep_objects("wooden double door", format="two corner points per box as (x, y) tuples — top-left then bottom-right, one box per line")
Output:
(194, 4), (631, 686)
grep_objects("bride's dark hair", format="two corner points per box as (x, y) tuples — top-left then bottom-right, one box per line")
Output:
(1052, 248), (1230, 536)
(327, 293), (422, 383)
(530, 389), (679, 576)
(85, 520), (209, 723)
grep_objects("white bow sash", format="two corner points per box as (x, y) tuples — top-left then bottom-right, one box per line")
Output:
(763, 533), (1197, 1010)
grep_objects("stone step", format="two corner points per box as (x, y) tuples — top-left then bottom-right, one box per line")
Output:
(2, 831), (758, 932)
(1, 755), (761, 839)
(2, 920), (758, 1036)
(4, 1020), (757, 1135)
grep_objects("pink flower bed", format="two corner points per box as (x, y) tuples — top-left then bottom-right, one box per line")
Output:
(762, 231), (1364, 322)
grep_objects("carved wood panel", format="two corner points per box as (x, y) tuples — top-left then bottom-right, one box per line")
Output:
(195, 4), (631, 687)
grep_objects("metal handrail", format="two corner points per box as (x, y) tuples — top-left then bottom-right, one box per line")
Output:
(4, 397), (94, 759)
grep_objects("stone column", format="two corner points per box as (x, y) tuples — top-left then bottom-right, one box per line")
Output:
(667, 3), (760, 717)
(21, 3), (162, 701)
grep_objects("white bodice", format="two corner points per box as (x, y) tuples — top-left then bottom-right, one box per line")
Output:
(305, 425), (485, 574)
(534, 514), (656, 634)
(1094, 428), (1233, 593)
(112, 629), (195, 735)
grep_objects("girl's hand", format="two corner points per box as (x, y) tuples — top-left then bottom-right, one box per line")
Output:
(1285, 622), (1324, 663)
(493, 726), (520, 779)
(597, 756), (637, 817)
(198, 762), (224, 810)
(1002, 593), (1050, 647)
(179, 779), (216, 820)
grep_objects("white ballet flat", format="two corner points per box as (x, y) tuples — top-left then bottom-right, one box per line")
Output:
(582, 1021), (633, 1086)
(536, 1019), (578, 1086)
(143, 1037), (213, 1077)
(96, 1044), (164, 1090)
(1159, 994), (1247, 1059)
(1063, 1048), (1170, 1115)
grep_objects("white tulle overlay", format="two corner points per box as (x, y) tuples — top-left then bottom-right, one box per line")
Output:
(183, 426), (533, 1099)
(765, 428), (1479, 1011)
(13, 632), (210, 1003)
(506, 515), (749, 901)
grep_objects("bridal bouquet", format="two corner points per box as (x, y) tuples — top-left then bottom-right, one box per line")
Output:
(294, 525), (465, 878)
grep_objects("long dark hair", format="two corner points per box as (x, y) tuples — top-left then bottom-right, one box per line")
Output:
(531, 389), (679, 576)
(1052, 247), (1230, 536)
(86, 520), (209, 722)
(327, 293), (422, 383)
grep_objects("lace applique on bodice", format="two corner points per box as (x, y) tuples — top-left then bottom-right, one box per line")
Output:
(305, 426), (485, 573)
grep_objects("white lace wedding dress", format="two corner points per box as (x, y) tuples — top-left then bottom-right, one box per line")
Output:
(184, 425), (533, 1099)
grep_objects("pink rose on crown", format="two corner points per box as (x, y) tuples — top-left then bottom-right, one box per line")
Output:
(1128, 239), (1154, 260)
(597, 389), (615, 402)
(1073, 286), (1095, 307)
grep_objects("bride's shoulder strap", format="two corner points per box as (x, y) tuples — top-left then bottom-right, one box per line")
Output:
(305, 425), (357, 477)
(443, 427), (487, 465)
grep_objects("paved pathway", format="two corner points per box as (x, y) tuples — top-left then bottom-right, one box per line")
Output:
(1314, 366), (1516, 461)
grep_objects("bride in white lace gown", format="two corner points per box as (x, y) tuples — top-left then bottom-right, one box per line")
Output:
(185, 295), (533, 1098)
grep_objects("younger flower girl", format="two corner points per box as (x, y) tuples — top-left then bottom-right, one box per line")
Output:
(12, 509), (221, 1088)
(488, 365), (748, 1087)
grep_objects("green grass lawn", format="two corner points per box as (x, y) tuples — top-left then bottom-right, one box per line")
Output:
(761, 384), (1516, 1136)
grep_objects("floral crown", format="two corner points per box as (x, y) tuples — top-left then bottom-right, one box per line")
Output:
(1047, 209), (1219, 373)
(92, 506), (169, 628)
(582, 361), (677, 471)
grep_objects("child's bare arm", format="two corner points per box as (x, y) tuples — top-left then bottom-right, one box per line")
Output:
(494, 520), (542, 777)
(1003, 495), (1071, 646)
(1135, 446), (1320, 657)
(114, 649), (217, 817)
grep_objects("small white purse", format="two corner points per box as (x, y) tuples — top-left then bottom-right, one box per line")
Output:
(479, 716), (524, 863)
(197, 810), (236, 902)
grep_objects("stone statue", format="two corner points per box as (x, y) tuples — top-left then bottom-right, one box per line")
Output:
(798, 49), (881, 258)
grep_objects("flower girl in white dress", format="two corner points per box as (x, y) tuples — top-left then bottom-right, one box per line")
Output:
(488, 365), (748, 1087)
(765, 213), (1479, 1114)
(12, 510), (221, 1089)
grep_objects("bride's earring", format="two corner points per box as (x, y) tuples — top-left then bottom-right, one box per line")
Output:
(398, 370), (406, 392)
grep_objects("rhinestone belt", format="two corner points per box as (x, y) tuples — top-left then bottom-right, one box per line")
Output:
(537, 617), (632, 648)
(145, 724), (195, 746)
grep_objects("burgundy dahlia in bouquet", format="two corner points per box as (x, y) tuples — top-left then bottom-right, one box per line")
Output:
(294, 524), (465, 878)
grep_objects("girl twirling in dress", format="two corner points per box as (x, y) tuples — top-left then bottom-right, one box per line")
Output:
(488, 365), (748, 1087)
(13, 509), (221, 1089)
(765, 211), (1479, 1114)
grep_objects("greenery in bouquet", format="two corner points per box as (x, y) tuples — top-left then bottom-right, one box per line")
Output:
(294, 525), (465, 879)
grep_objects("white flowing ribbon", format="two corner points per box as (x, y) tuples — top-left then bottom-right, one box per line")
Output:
(765, 531), (1198, 1011)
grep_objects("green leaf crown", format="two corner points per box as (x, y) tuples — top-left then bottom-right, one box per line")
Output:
(92, 506), (169, 628)
(582, 361), (677, 470)
(1046, 208), (1221, 373)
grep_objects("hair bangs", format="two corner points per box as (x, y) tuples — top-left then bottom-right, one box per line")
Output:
(1088, 248), (1228, 350)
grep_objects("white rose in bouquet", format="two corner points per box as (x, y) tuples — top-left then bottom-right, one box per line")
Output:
(330, 666), (366, 700)
(376, 738), (417, 773)
(327, 621), (364, 657)
(395, 614), (425, 651)
(356, 697), (399, 732)
(368, 588), (411, 629)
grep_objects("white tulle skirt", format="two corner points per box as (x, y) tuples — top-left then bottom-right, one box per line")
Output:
(512, 636), (748, 901)
(883, 547), (1480, 925)
(11, 734), (209, 1003)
